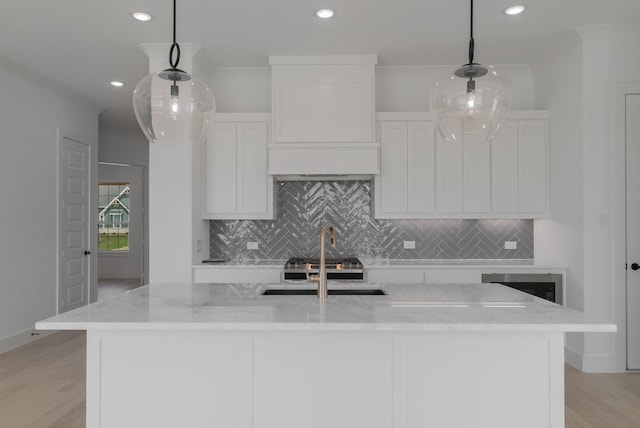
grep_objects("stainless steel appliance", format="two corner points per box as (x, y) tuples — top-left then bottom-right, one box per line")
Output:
(284, 257), (364, 282)
(482, 273), (563, 304)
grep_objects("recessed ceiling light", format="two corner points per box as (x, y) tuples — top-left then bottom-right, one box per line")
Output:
(316, 9), (335, 19)
(131, 12), (152, 22)
(504, 5), (526, 15)
(110, 81), (125, 87)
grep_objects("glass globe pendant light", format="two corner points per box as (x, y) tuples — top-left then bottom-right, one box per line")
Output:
(430, 0), (512, 144)
(132, 0), (215, 145)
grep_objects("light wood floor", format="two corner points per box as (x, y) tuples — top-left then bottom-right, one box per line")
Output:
(97, 277), (142, 300)
(0, 331), (85, 428)
(1, 331), (639, 428)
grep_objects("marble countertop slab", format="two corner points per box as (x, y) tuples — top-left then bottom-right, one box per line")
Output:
(37, 283), (614, 333)
(194, 259), (564, 270)
(363, 259), (535, 266)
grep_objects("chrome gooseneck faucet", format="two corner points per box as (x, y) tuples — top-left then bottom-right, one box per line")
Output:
(307, 224), (336, 299)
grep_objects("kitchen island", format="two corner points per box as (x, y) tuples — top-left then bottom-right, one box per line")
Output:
(37, 282), (614, 428)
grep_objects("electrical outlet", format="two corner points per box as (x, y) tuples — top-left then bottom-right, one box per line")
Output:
(196, 239), (202, 253)
(403, 241), (416, 249)
(504, 241), (517, 250)
(247, 242), (259, 250)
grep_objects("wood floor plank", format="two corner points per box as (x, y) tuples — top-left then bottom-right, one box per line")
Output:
(565, 364), (640, 427)
(1, 330), (639, 427)
(0, 331), (85, 428)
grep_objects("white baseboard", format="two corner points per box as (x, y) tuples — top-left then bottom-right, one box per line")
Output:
(581, 354), (627, 373)
(564, 346), (627, 373)
(98, 271), (142, 279)
(0, 328), (55, 355)
(564, 346), (583, 370)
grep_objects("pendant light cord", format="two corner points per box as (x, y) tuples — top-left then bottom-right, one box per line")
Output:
(168, 0), (181, 70)
(468, 0), (475, 65)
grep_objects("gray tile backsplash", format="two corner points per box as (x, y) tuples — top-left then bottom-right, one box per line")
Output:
(209, 181), (533, 261)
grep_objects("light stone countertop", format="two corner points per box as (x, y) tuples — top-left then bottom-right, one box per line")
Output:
(194, 259), (564, 270)
(37, 282), (613, 333)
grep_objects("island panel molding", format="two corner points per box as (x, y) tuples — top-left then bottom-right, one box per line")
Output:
(84, 330), (564, 428)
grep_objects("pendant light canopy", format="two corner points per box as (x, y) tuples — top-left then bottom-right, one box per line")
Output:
(430, 0), (512, 144)
(132, 0), (215, 145)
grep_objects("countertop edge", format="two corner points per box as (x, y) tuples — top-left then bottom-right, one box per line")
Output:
(36, 321), (615, 333)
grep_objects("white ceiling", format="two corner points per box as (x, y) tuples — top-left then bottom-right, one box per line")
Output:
(1, 0), (639, 133)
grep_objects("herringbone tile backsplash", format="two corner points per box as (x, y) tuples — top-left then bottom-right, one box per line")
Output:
(209, 181), (534, 261)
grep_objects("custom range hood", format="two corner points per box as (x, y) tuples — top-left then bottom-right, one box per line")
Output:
(268, 55), (379, 176)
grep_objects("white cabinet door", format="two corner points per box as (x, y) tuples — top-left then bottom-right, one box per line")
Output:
(436, 129), (463, 213)
(204, 119), (273, 219)
(408, 121), (436, 213)
(491, 121), (519, 213)
(463, 140), (491, 213)
(518, 120), (548, 215)
(206, 122), (237, 214)
(237, 122), (269, 214)
(377, 121), (408, 214)
(375, 121), (436, 218)
(492, 120), (548, 216)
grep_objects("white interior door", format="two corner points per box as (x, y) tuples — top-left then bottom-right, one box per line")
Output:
(59, 136), (91, 313)
(626, 93), (640, 370)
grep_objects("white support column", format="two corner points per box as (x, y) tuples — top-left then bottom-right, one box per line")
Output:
(139, 43), (209, 283)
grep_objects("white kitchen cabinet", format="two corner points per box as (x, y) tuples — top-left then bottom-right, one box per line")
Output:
(377, 121), (409, 214)
(366, 267), (480, 284)
(492, 118), (548, 216)
(366, 268), (425, 284)
(268, 56), (379, 175)
(365, 265), (565, 288)
(435, 129), (463, 212)
(374, 111), (548, 219)
(375, 117), (435, 217)
(463, 140), (492, 212)
(518, 119), (548, 215)
(203, 114), (274, 220)
(491, 121), (520, 212)
(193, 266), (282, 283)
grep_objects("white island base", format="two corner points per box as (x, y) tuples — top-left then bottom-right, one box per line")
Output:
(37, 283), (614, 428)
(88, 329), (563, 428)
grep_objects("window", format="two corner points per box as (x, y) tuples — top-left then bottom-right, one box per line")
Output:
(98, 183), (130, 252)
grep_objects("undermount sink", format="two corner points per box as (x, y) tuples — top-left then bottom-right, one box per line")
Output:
(262, 288), (387, 296)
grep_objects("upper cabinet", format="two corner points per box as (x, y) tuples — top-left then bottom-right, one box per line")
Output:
(203, 113), (274, 220)
(374, 111), (549, 219)
(268, 56), (379, 175)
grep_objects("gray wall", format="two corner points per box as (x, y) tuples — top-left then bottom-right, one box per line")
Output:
(210, 181), (533, 261)
(0, 54), (100, 349)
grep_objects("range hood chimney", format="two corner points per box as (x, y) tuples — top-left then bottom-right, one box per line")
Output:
(268, 55), (379, 176)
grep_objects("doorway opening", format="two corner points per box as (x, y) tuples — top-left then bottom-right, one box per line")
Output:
(97, 162), (146, 299)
